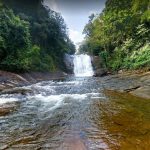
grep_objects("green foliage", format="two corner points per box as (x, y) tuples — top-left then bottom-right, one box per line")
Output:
(0, 8), (32, 71)
(108, 24), (150, 70)
(0, 0), (75, 72)
(99, 51), (109, 68)
(124, 44), (150, 69)
(80, 0), (150, 71)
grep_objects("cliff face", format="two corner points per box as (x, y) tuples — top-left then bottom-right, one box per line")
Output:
(91, 56), (108, 77)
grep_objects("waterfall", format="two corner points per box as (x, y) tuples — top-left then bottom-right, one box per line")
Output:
(73, 54), (94, 77)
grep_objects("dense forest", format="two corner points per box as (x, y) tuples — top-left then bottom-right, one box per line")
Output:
(0, 0), (150, 73)
(0, 0), (75, 72)
(80, 0), (150, 71)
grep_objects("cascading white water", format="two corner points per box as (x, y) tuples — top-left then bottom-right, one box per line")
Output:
(73, 54), (94, 77)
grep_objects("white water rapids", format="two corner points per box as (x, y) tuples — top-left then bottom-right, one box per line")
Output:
(73, 54), (94, 77)
(0, 77), (109, 149)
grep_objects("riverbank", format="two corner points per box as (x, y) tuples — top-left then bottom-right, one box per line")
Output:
(0, 70), (150, 99)
(0, 73), (149, 149)
(101, 71), (150, 99)
(0, 70), (67, 91)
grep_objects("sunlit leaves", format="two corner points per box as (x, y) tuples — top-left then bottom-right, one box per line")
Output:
(80, 0), (150, 70)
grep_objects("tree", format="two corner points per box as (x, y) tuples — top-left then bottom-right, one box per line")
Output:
(0, 0), (75, 72)
(79, 0), (150, 70)
(0, 8), (32, 71)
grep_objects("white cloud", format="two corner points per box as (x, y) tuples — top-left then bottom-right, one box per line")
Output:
(44, 0), (85, 48)
(69, 29), (84, 45)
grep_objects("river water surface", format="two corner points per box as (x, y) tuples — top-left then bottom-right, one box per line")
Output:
(0, 77), (150, 150)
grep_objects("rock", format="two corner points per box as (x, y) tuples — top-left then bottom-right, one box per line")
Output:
(0, 107), (14, 116)
(118, 70), (123, 74)
(140, 72), (150, 86)
(1, 87), (32, 95)
(0, 70), (29, 91)
(123, 86), (141, 92)
(91, 56), (103, 70)
(101, 71), (150, 99)
(8, 80), (19, 85)
(130, 86), (150, 99)
(0, 70), (29, 84)
(94, 68), (108, 77)
(5, 83), (14, 88)
(0, 84), (6, 91)
(21, 71), (67, 83)
(91, 56), (108, 77)
(0, 103), (19, 116)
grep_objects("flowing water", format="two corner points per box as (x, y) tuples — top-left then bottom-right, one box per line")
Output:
(73, 54), (94, 77)
(0, 77), (107, 149)
(0, 56), (150, 149)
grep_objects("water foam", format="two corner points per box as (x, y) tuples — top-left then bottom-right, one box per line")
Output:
(73, 54), (94, 77)
(0, 96), (19, 104)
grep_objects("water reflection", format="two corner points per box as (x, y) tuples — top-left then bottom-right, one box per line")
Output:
(94, 90), (150, 150)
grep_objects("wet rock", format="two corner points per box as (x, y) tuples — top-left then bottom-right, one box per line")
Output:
(0, 107), (13, 116)
(0, 84), (6, 91)
(118, 70), (123, 74)
(0, 103), (19, 116)
(140, 73), (150, 86)
(91, 56), (103, 70)
(94, 68), (108, 77)
(21, 71), (68, 83)
(5, 83), (14, 88)
(91, 56), (108, 77)
(123, 86), (141, 92)
(62, 137), (87, 150)
(1, 87), (32, 95)
(130, 86), (150, 99)
(101, 71), (150, 99)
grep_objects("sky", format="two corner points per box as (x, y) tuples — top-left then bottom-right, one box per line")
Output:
(44, 0), (106, 47)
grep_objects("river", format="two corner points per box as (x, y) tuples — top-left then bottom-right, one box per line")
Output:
(0, 55), (150, 149)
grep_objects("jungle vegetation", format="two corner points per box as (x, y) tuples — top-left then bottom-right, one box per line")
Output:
(0, 0), (75, 72)
(80, 0), (150, 70)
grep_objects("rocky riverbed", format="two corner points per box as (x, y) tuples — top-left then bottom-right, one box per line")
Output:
(101, 71), (150, 99)
(0, 71), (149, 149)
(0, 70), (67, 92)
(0, 70), (149, 99)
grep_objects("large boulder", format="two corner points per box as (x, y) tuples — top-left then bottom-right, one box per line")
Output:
(91, 56), (103, 70)
(94, 68), (108, 77)
(91, 56), (108, 77)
